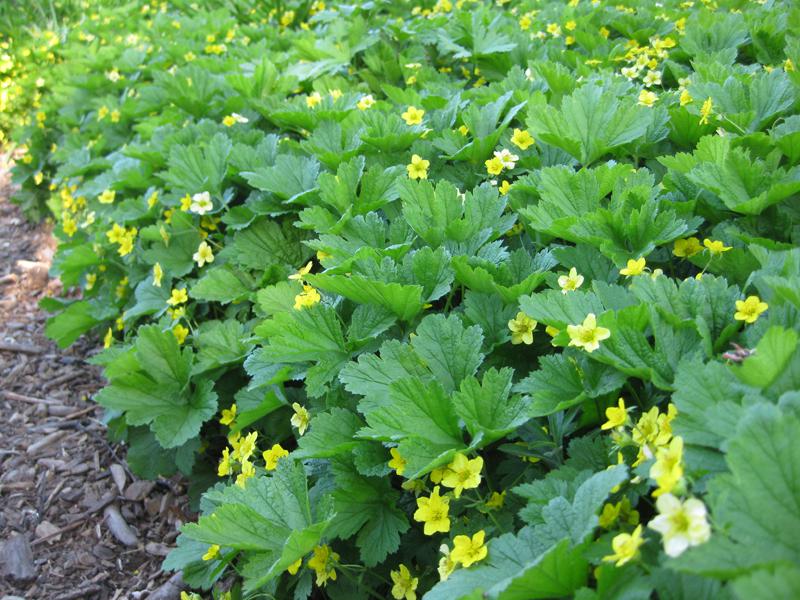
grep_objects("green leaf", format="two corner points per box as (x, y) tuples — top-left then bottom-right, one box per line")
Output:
(191, 266), (254, 304)
(452, 367), (530, 444)
(733, 326), (799, 390)
(45, 300), (116, 348)
(329, 459), (409, 567)
(158, 132), (231, 195)
(673, 405), (800, 577)
(255, 305), (348, 363)
(229, 218), (310, 271)
(241, 154), (320, 203)
(731, 565), (800, 600)
(339, 339), (430, 403)
(295, 408), (364, 459)
(192, 320), (254, 375)
(410, 314), (484, 392)
(424, 536), (587, 600)
(142, 211), (202, 278)
(306, 273), (424, 321)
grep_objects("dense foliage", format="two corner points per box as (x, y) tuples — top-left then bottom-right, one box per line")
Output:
(7, 0), (800, 598)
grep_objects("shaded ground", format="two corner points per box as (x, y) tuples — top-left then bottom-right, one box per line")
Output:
(0, 155), (188, 600)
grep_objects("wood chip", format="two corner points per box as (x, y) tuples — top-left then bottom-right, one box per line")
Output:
(34, 520), (61, 543)
(110, 464), (127, 494)
(103, 504), (138, 547)
(25, 430), (66, 455)
(124, 480), (155, 502)
(0, 533), (36, 581)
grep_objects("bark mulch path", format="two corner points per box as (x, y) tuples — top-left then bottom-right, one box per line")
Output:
(0, 156), (189, 600)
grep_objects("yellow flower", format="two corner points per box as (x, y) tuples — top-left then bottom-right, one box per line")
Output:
(673, 237), (702, 258)
(413, 486), (450, 535)
(180, 194), (192, 211)
(632, 406), (672, 449)
(147, 191), (159, 208)
(565, 20), (576, 31)
(202, 545), (220, 561)
(638, 89), (658, 107)
(458, 124), (469, 136)
(546, 23), (562, 37)
(679, 89), (693, 106)
(235, 458), (255, 487)
(167, 287), (188, 306)
(192, 241), (215, 267)
(508, 311), (537, 345)
(291, 402), (310, 435)
(153, 263), (163, 287)
(280, 10), (295, 27)
(390, 564), (419, 600)
(450, 530), (488, 568)
(357, 94), (375, 110)
(407, 154), (430, 180)
(306, 91), (322, 108)
(98, 105), (109, 120)
(289, 261), (313, 281)
(307, 544), (339, 586)
(438, 544), (456, 581)
(110, 110), (121, 123)
(233, 431), (258, 461)
(103, 327), (113, 349)
(98, 189), (116, 204)
(699, 97), (713, 125)
(218, 447), (232, 476)
(263, 443), (289, 470)
(294, 284), (321, 310)
(63, 217), (77, 237)
(650, 436), (684, 497)
(601, 398), (628, 430)
(603, 525), (645, 566)
(484, 490), (506, 510)
(734, 295), (768, 324)
(703, 238), (731, 255)
(567, 313), (611, 353)
(401, 105), (425, 125)
(558, 267), (584, 293)
(172, 324), (190, 345)
(485, 156), (504, 175)
(599, 26), (610, 38)
(498, 180), (511, 195)
(620, 257), (646, 277)
(510, 128), (535, 150)
(287, 558), (302, 575)
(441, 453), (483, 498)
(222, 115), (236, 127)
(220, 404), (237, 426)
(388, 447), (407, 476)
(648, 494), (711, 557)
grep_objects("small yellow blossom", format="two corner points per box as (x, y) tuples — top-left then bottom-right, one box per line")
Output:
(388, 447), (407, 476)
(103, 327), (113, 349)
(499, 180), (511, 195)
(558, 267), (584, 293)
(438, 544), (456, 581)
(620, 257), (647, 277)
(679, 89), (693, 106)
(218, 447), (232, 476)
(601, 398), (628, 430)
(306, 91), (322, 108)
(98, 189), (116, 204)
(510, 128), (535, 150)
(235, 458), (255, 487)
(172, 324), (190, 345)
(451, 530), (488, 568)
(485, 156), (504, 175)
(567, 313), (611, 353)
(648, 494), (711, 557)
(390, 564), (419, 600)
(357, 94), (375, 110)
(291, 402), (310, 435)
(650, 436), (684, 497)
(407, 154), (430, 180)
(673, 237), (702, 258)
(153, 263), (163, 287)
(603, 525), (645, 566)
(734, 296), (768, 324)
(202, 545), (220, 561)
(167, 287), (188, 306)
(289, 261), (313, 281)
(401, 106), (425, 125)
(703, 238), (731, 255)
(441, 453), (483, 498)
(294, 284), (321, 310)
(263, 443), (289, 470)
(638, 89), (658, 107)
(484, 490), (506, 510)
(193, 241), (215, 267)
(287, 558), (302, 575)
(220, 404), (237, 426)
(699, 97), (713, 125)
(508, 312), (537, 345)
(413, 486), (450, 535)
(308, 544), (339, 586)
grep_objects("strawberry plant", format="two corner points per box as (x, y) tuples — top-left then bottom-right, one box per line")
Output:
(7, 0), (800, 598)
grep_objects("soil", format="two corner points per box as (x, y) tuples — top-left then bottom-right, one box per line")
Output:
(0, 155), (190, 600)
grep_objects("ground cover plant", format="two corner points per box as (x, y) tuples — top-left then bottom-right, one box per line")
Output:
(7, 0), (800, 598)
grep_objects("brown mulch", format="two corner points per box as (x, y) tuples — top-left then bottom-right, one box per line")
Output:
(0, 155), (189, 600)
